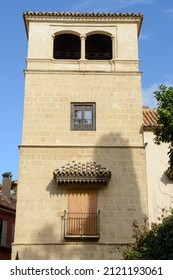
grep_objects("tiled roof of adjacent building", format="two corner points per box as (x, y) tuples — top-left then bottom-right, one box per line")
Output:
(142, 107), (158, 131)
(53, 161), (111, 185)
(0, 193), (16, 212)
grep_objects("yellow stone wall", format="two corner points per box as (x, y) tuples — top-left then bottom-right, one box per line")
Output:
(22, 72), (143, 146)
(13, 146), (147, 260)
(13, 13), (148, 260)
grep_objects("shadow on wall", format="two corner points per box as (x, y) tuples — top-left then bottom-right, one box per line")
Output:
(14, 131), (147, 260)
(93, 132), (146, 245)
(161, 172), (173, 186)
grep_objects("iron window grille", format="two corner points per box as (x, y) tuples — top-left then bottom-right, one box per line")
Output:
(71, 103), (96, 131)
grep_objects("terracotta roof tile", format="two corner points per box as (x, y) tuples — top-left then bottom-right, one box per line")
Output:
(142, 108), (158, 131)
(23, 11), (143, 18)
(53, 161), (111, 185)
(0, 193), (16, 212)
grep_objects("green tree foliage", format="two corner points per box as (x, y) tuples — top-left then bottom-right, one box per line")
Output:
(119, 212), (173, 260)
(154, 85), (173, 179)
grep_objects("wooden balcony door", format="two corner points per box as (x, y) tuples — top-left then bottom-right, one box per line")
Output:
(67, 189), (98, 236)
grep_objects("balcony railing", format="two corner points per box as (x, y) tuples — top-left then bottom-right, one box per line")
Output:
(64, 211), (100, 239)
(86, 52), (112, 60)
(54, 51), (80, 59)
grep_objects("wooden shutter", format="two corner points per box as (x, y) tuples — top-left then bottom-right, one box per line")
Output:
(67, 190), (98, 235)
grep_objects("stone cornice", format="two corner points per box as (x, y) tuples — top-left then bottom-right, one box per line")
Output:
(26, 58), (140, 64)
(18, 144), (145, 149)
(25, 58), (141, 73)
(24, 69), (142, 76)
(23, 11), (143, 38)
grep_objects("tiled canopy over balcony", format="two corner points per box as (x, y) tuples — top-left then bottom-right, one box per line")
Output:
(53, 161), (111, 185)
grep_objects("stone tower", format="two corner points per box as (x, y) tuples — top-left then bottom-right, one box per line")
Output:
(12, 12), (148, 260)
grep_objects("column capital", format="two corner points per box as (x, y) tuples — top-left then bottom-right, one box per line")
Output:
(80, 34), (86, 39)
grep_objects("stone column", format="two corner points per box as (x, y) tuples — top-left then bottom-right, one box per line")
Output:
(80, 35), (86, 60)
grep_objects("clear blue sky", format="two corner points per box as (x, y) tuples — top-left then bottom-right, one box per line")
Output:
(0, 0), (173, 180)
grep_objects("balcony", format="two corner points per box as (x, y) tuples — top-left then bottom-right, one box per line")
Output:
(64, 211), (100, 239)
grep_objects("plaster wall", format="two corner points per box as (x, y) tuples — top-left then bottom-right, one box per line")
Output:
(144, 131), (173, 224)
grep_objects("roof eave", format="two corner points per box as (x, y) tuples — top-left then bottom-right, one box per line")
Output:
(55, 176), (110, 185)
(143, 125), (157, 132)
(23, 11), (143, 37)
(23, 12), (29, 39)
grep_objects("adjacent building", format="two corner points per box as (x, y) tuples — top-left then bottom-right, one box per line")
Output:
(143, 108), (173, 224)
(0, 173), (16, 260)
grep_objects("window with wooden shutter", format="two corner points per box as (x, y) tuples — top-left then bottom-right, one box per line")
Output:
(64, 189), (100, 238)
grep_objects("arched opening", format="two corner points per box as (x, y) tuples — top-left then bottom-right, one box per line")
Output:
(53, 34), (80, 59)
(86, 34), (112, 60)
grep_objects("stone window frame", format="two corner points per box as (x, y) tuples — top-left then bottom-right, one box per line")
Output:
(53, 31), (114, 60)
(70, 102), (96, 131)
(53, 33), (81, 59)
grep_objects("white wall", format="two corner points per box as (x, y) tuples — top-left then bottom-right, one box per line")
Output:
(144, 131), (173, 224)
